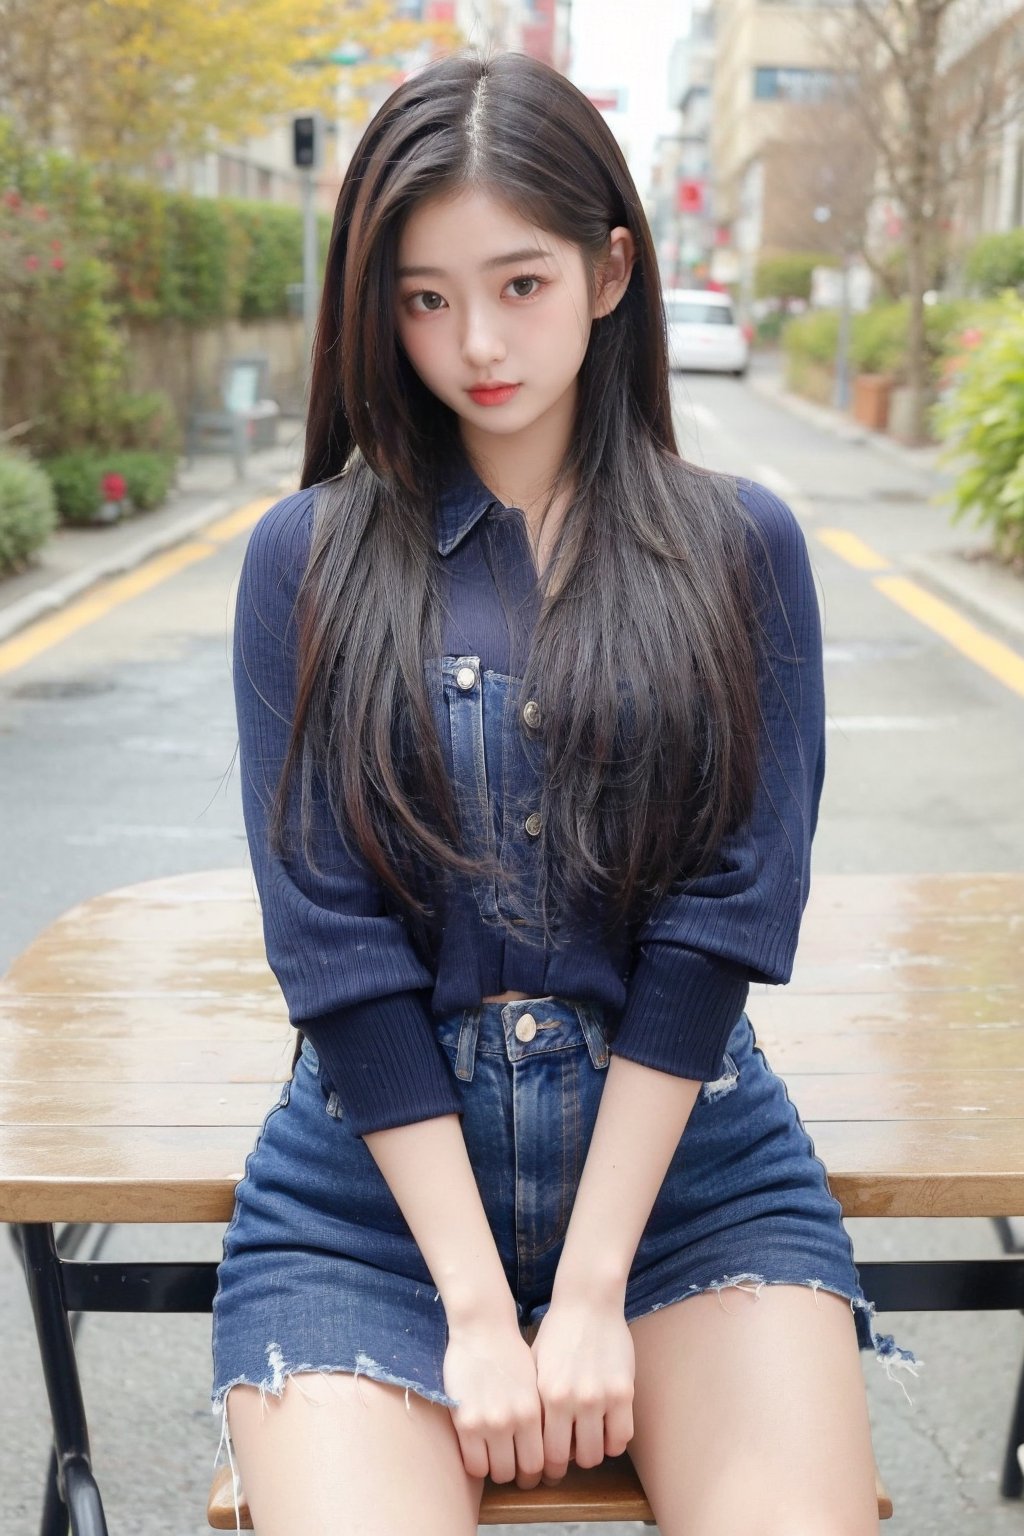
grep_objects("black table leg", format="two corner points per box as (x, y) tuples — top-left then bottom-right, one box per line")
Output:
(1000, 1354), (1024, 1500)
(41, 1443), (71, 1536)
(15, 1222), (109, 1536)
(992, 1217), (1024, 1498)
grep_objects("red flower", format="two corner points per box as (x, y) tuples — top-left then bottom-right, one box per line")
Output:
(3, 188), (22, 210)
(51, 257), (65, 271)
(101, 472), (127, 501)
(24, 254), (40, 272)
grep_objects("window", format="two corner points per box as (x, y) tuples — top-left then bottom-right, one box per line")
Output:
(753, 66), (835, 102)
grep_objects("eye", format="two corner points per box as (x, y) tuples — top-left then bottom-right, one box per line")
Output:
(506, 275), (544, 299)
(406, 290), (447, 313)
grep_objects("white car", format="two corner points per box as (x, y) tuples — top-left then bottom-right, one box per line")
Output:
(665, 289), (750, 377)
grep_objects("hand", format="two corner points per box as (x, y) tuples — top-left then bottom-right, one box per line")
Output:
(443, 1316), (545, 1488)
(530, 1297), (635, 1482)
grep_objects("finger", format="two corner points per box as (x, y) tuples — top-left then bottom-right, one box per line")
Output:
(513, 1421), (545, 1490)
(604, 1398), (635, 1459)
(541, 1409), (573, 1483)
(454, 1424), (490, 1482)
(572, 1410), (606, 1470)
(486, 1430), (517, 1486)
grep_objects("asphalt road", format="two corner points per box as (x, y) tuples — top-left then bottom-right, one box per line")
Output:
(1, 369), (1022, 1534)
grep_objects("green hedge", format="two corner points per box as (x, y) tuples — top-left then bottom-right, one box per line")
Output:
(101, 390), (183, 458)
(755, 252), (837, 303)
(97, 180), (329, 325)
(963, 230), (1024, 296)
(784, 300), (977, 387)
(44, 449), (177, 524)
(1, 114), (325, 458)
(0, 449), (59, 573)
(782, 309), (839, 369)
(934, 291), (1024, 563)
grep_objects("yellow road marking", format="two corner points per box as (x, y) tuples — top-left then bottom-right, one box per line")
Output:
(816, 528), (891, 572)
(0, 490), (281, 676)
(0, 542), (217, 675)
(875, 575), (1024, 700)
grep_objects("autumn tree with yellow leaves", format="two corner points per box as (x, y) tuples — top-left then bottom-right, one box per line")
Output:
(0, 0), (457, 172)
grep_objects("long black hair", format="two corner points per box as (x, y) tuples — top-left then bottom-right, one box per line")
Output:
(274, 49), (762, 952)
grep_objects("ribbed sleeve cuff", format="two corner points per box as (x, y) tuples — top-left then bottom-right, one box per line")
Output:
(612, 945), (750, 1082)
(300, 992), (463, 1137)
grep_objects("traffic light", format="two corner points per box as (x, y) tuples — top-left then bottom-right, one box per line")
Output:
(293, 115), (317, 169)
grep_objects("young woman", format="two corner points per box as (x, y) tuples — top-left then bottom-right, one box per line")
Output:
(211, 49), (917, 1536)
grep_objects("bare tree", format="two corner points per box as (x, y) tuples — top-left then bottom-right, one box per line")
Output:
(820, 0), (1023, 442)
(760, 93), (875, 266)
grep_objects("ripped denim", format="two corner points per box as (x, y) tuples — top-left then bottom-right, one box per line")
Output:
(210, 997), (918, 1529)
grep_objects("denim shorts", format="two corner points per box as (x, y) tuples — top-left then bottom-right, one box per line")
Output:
(210, 995), (919, 1503)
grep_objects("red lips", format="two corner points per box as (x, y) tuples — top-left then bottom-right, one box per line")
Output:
(467, 382), (520, 406)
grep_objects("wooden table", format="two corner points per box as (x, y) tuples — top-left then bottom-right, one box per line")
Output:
(3, 869), (1024, 1533)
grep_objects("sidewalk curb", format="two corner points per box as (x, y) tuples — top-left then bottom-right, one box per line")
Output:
(906, 552), (1024, 647)
(746, 369), (941, 475)
(745, 367), (1024, 646)
(0, 470), (296, 646)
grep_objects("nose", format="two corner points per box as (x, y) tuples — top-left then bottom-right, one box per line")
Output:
(461, 306), (506, 370)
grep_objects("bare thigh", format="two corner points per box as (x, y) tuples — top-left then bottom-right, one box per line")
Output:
(226, 1371), (482, 1536)
(627, 1284), (879, 1536)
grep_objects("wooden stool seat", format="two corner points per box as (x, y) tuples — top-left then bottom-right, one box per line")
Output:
(207, 1456), (894, 1526)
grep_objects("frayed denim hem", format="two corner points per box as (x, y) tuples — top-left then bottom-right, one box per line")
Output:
(210, 1346), (456, 1534)
(625, 1272), (923, 1406)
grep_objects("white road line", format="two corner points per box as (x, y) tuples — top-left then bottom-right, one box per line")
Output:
(675, 398), (816, 523)
(753, 463), (797, 499)
(825, 716), (961, 732)
(688, 402), (720, 433)
(752, 462), (817, 522)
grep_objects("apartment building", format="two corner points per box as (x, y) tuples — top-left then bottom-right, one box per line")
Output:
(940, 0), (1024, 246)
(649, 0), (717, 287)
(710, 0), (867, 298)
(711, 0), (1024, 302)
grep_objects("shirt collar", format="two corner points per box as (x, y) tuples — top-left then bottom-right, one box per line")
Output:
(435, 455), (500, 556)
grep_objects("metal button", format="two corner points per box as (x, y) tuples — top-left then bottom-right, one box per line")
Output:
(455, 664), (477, 691)
(522, 699), (541, 729)
(515, 1012), (537, 1042)
(524, 811), (542, 837)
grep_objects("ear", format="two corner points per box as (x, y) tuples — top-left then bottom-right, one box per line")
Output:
(594, 225), (637, 318)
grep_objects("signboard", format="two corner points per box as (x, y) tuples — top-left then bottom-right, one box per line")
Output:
(677, 179), (704, 214)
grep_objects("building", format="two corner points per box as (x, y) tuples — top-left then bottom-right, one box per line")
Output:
(649, 0), (717, 289)
(709, 0), (867, 303)
(710, 0), (1024, 305)
(939, 0), (1024, 248)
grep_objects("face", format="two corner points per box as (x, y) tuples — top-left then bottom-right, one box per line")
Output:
(395, 185), (632, 446)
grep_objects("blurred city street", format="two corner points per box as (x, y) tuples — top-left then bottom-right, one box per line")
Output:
(3, 0), (1024, 1529)
(1, 369), (1022, 1533)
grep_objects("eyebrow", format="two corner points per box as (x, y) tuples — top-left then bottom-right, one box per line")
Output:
(396, 248), (554, 279)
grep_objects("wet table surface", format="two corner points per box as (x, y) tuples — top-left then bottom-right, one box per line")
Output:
(1, 868), (1022, 1224)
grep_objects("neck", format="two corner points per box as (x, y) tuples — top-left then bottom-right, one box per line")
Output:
(460, 380), (576, 532)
